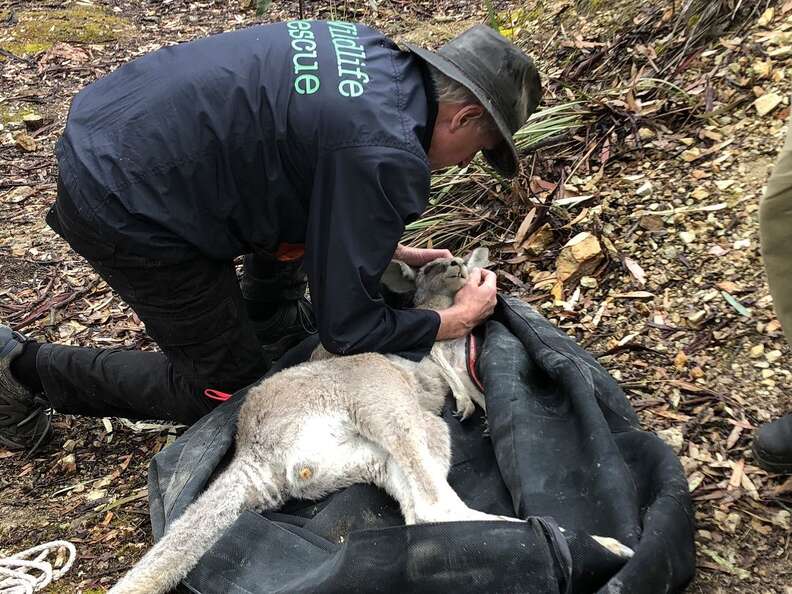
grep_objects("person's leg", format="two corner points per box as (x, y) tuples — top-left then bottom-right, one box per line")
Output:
(240, 252), (315, 364)
(36, 256), (268, 424)
(1, 181), (269, 453)
(761, 125), (792, 336)
(754, 124), (792, 473)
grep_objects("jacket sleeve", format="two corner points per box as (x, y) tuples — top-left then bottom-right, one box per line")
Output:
(304, 145), (440, 359)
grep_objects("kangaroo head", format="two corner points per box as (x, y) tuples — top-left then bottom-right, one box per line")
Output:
(381, 247), (490, 310)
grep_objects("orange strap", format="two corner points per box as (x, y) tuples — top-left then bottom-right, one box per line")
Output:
(275, 242), (305, 262)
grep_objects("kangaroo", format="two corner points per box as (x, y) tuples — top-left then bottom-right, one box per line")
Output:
(110, 248), (631, 594)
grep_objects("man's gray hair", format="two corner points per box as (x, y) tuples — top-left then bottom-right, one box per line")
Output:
(427, 64), (499, 134)
(428, 64), (479, 104)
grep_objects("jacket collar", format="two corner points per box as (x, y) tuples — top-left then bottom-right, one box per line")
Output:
(417, 59), (438, 155)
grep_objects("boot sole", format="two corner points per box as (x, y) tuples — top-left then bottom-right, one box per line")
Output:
(752, 442), (792, 474)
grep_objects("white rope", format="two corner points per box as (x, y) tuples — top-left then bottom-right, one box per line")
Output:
(0, 541), (76, 594)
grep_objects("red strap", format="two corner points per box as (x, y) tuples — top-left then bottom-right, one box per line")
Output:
(204, 388), (232, 402)
(466, 333), (485, 393)
(275, 242), (305, 262)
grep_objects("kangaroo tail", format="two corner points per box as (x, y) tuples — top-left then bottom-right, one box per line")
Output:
(110, 456), (280, 594)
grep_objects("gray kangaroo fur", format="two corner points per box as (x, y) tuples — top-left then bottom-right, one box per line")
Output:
(110, 248), (632, 594)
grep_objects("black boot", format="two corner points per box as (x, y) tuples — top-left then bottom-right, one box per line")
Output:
(752, 414), (792, 474)
(247, 297), (316, 366)
(0, 325), (52, 455)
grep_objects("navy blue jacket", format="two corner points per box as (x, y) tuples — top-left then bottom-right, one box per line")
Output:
(56, 20), (440, 358)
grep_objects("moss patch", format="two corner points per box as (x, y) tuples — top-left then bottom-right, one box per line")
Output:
(0, 6), (132, 59)
(0, 104), (40, 126)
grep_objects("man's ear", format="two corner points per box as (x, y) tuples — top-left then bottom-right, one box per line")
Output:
(465, 247), (490, 269)
(381, 260), (417, 306)
(452, 104), (486, 131)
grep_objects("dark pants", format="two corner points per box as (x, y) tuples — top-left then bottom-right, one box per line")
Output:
(38, 182), (306, 424)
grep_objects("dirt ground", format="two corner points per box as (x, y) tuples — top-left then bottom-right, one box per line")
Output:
(1, 0), (791, 592)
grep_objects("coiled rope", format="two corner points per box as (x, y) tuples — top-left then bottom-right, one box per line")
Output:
(0, 541), (76, 594)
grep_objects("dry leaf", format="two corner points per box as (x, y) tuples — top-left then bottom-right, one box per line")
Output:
(513, 208), (537, 249)
(728, 458), (745, 490)
(521, 223), (554, 255)
(757, 7), (775, 27)
(623, 257), (646, 285)
(726, 425), (743, 449)
(15, 133), (37, 152)
(716, 280), (740, 293)
(3, 186), (35, 204)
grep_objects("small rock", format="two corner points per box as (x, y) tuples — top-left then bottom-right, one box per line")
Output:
(766, 319), (783, 334)
(657, 427), (684, 454)
(636, 181), (653, 196)
(697, 529), (712, 540)
(681, 147), (701, 162)
(733, 238), (751, 249)
(708, 245), (728, 256)
(556, 232), (603, 286)
(715, 180), (735, 191)
(688, 310), (707, 325)
(750, 344), (765, 358)
(690, 366), (704, 379)
(580, 276), (598, 288)
(773, 510), (790, 530)
(690, 187), (709, 200)
(674, 351), (688, 369)
(638, 127), (655, 140)
(22, 114), (45, 132)
(761, 369), (775, 379)
(639, 214), (664, 232)
(754, 92), (783, 117)
(766, 350), (782, 363)
(679, 231), (696, 244)
(752, 59), (773, 79)
(62, 439), (77, 452)
(60, 454), (77, 474)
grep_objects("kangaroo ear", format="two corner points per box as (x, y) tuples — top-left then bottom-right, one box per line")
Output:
(465, 247), (490, 269)
(381, 259), (417, 307)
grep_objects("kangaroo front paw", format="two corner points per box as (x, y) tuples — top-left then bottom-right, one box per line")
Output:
(454, 396), (476, 421)
(591, 535), (635, 559)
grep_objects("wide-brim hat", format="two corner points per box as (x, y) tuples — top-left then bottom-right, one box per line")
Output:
(406, 25), (542, 177)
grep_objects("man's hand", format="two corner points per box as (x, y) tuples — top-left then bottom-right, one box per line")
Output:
(435, 268), (497, 340)
(394, 243), (452, 267)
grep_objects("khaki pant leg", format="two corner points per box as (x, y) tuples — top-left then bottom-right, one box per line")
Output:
(760, 124), (792, 339)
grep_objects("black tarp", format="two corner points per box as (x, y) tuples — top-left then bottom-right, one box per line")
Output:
(147, 296), (696, 593)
